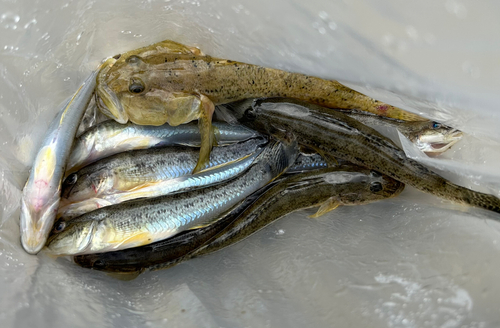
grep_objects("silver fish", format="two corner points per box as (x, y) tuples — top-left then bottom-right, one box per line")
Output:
(58, 138), (267, 219)
(46, 139), (299, 255)
(67, 120), (260, 173)
(20, 67), (100, 254)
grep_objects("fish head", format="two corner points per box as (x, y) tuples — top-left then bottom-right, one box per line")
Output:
(406, 121), (463, 154)
(61, 168), (113, 204)
(45, 219), (97, 256)
(20, 186), (61, 254)
(96, 44), (203, 126)
(365, 170), (405, 201)
(20, 145), (62, 254)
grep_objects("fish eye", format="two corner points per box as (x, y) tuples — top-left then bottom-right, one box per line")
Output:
(53, 220), (66, 233)
(66, 173), (78, 185)
(244, 108), (256, 119)
(370, 182), (383, 193)
(129, 79), (145, 94)
(370, 171), (381, 178)
(432, 122), (441, 129)
(126, 55), (142, 64)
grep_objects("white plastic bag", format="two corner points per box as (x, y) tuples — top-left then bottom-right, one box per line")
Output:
(1, 1), (499, 327)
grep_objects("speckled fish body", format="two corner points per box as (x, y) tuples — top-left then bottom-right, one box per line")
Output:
(19, 69), (99, 254)
(73, 166), (404, 274)
(343, 110), (463, 155)
(46, 139), (299, 255)
(58, 139), (267, 219)
(62, 137), (267, 204)
(96, 39), (424, 174)
(67, 120), (260, 173)
(228, 98), (500, 214)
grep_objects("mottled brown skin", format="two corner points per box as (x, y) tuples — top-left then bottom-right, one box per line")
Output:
(74, 166), (404, 274)
(96, 39), (425, 172)
(229, 98), (500, 214)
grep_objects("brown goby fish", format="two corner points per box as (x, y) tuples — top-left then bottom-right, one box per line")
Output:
(96, 39), (425, 173)
(226, 98), (500, 214)
(73, 165), (404, 275)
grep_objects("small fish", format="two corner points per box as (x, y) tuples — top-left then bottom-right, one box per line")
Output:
(96, 39), (425, 174)
(73, 165), (404, 274)
(58, 138), (267, 219)
(343, 110), (463, 155)
(46, 139), (299, 255)
(20, 67), (100, 254)
(67, 120), (260, 173)
(228, 98), (500, 214)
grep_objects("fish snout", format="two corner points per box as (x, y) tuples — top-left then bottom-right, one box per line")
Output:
(20, 195), (60, 254)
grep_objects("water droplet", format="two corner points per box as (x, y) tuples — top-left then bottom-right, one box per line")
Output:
(63, 77), (71, 81)
(121, 30), (132, 34)
(328, 21), (337, 30)
(56, 63), (63, 68)
(23, 18), (37, 29)
(76, 32), (83, 41)
(133, 34), (142, 38)
(318, 11), (329, 20)
(276, 229), (285, 235)
(40, 32), (50, 41)
(1, 12), (20, 30)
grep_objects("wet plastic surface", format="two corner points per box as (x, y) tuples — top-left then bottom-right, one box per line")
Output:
(1, 0), (500, 327)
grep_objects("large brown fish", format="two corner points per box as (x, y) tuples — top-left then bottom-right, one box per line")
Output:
(227, 98), (500, 214)
(96, 39), (424, 173)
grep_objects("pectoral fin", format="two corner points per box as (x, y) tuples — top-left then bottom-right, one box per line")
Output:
(113, 232), (154, 248)
(193, 95), (216, 174)
(309, 197), (340, 218)
(115, 136), (152, 149)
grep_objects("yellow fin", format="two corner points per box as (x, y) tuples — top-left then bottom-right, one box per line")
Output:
(33, 146), (57, 182)
(309, 198), (340, 218)
(115, 136), (151, 149)
(127, 181), (162, 192)
(193, 95), (215, 174)
(212, 125), (219, 147)
(110, 232), (153, 248)
(189, 220), (216, 229)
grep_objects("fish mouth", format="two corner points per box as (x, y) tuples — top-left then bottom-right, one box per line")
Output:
(420, 129), (463, 154)
(96, 58), (129, 124)
(20, 190), (61, 254)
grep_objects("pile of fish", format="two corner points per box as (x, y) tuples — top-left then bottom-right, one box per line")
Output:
(19, 39), (499, 278)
